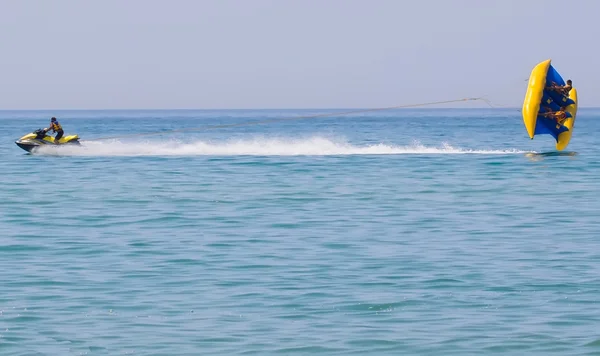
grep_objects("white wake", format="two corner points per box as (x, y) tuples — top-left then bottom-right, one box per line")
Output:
(32, 137), (527, 156)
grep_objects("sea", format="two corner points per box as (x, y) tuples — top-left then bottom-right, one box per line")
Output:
(1, 108), (600, 355)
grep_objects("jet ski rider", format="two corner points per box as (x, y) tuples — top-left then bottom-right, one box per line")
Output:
(45, 117), (64, 144)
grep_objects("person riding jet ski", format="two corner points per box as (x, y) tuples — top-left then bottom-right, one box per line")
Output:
(44, 117), (64, 144)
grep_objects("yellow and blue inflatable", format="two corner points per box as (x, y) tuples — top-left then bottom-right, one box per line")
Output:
(522, 59), (578, 150)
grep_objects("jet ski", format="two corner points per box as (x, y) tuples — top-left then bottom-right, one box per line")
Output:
(15, 128), (81, 153)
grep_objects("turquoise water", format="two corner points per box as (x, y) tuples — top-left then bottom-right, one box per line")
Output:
(2, 108), (600, 355)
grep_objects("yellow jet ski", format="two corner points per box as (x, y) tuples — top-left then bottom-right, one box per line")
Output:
(15, 128), (81, 153)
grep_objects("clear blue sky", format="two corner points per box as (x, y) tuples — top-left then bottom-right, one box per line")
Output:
(0, 0), (597, 109)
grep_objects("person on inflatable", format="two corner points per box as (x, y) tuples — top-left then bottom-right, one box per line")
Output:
(546, 79), (572, 97)
(540, 106), (569, 125)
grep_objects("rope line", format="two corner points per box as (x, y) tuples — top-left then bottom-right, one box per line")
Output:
(88, 97), (487, 141)
(478, 96), (522, 112)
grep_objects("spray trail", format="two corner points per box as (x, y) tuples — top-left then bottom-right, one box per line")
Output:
(33, 137), (529, 157)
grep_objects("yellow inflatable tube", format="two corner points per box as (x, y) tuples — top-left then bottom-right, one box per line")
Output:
(556, 88), (578, 151)
(522, 59), (578, 151)
(522, 59), (551, 140)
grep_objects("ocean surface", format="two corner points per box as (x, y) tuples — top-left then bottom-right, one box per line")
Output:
(2, 108), (600, 355)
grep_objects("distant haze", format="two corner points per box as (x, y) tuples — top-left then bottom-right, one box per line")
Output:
(0, 0), (596, 109)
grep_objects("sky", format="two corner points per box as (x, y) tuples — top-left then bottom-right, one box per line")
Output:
(0, 0), (598, 109)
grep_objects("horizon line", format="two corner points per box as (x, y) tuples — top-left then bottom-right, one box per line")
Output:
(0, 106), (597, 111)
